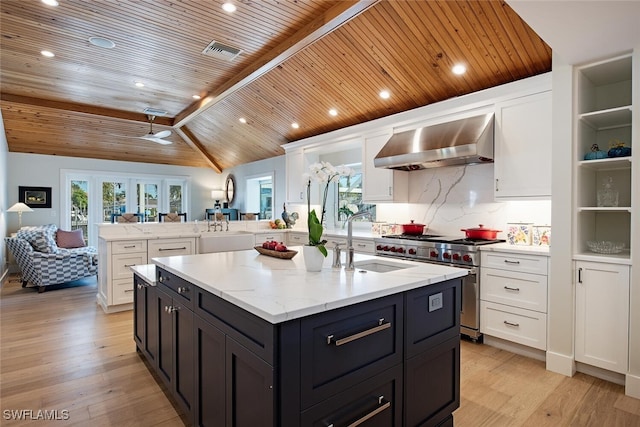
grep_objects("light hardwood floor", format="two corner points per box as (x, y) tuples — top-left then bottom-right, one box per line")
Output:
(1, 276), (639, 426)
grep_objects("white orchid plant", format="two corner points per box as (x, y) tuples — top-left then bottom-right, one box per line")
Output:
(303, 162), (354, 257)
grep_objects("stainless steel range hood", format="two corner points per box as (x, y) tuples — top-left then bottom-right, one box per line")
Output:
(374, 113), (495, 170)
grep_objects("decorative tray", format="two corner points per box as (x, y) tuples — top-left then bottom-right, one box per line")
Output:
(254, 246), (298, 259)
(586, 240), (625, 254)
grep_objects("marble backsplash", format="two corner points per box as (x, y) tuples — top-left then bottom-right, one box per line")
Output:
(376, 163), (551, 238)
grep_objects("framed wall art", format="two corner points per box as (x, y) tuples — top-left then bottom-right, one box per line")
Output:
(19, 186), (52, 208)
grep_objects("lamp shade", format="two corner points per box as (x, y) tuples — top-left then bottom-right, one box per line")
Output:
(211, 190), (225, 201)
(8, 202), (33, 213)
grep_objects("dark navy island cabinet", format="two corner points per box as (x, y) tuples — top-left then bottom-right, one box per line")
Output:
(134, 268), (461, 427)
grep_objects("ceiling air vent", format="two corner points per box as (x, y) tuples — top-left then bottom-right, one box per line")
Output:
(202, 40), (242, 61)
(143, 107), (168, 117)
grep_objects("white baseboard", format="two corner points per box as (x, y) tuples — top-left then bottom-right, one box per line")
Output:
(626, 373), (640, 399)
(546, 350), (576, 377)
(96, 294), (132, 314)
(576, 362), (625, 386)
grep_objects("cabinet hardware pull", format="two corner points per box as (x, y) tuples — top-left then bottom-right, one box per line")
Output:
(137, 284), (143, 289)
(347, 396), (390, 427)
(165, 305), (180, 314)
(124, 263), (136, 267)
(495, 178), (499, 192)
(177, 286), (189, 294)
(327, 318), (390, 346)
(388, 186), (392, 196)
(125, 289), (134, 293)
(159, 247), (187, 251)
(164, 305), (171, 312)
(503, 320), (519, 327)
(578, 267), (582, 283)
(357, 244), (366, 248)
(504, 259), (520, 265)
(123, 245), (136, 248)
(503, 286), (520, 292)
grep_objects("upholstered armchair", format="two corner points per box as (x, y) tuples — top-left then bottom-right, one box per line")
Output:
(5, 224), (98, 293)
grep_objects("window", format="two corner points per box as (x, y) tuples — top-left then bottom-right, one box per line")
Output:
(245, 172), (274, 220)
(136, 181), (160, 222)
(70, 180), (89, 245)
(334, 166), (375, 226)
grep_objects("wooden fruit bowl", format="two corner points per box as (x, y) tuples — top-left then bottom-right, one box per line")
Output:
(254, 246), (298, 259)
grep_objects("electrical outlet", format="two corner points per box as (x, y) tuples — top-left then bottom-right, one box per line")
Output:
(428, 292), (443, 312)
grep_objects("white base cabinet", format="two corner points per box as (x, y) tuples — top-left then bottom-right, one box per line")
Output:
(575, 261), (629, 374)
(480, 250), (549, 350)
(98, 237), (195, 313)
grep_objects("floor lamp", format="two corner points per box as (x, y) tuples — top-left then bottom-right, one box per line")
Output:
(8, 202), (33, 230)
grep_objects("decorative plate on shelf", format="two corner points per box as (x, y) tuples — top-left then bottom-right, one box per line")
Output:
(254, 246), (298, 259)
(586, 241), (625, 254)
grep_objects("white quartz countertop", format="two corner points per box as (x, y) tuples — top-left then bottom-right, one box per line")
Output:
(479, 242), (550, 256)
(130, 264), (157, 285)
(151, 247), (468, 324)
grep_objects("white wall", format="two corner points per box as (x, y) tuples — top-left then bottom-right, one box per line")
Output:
(0, 111), (9, 281)
(6, 152), (221, 233)
(222, 155), (286, 218)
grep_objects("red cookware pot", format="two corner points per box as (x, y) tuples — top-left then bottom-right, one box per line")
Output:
(460, 224), (501, 240)
(402, 220), (426, 235)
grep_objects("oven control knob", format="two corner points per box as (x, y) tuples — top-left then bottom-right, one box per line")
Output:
(463, 254), (472, 262)
(443, 252), (451, 259)
(430, 250), (438, 258)
(408, 248), (416, 255)
(376, 245), (383, 250)
(390, 247), (397, 252)
(452, 253), (460, 261)
(396, 247), (405, 254)
(383, 246), (390, 251)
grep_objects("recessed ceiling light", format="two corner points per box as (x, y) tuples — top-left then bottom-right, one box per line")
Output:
(291, 122), (300, 129)
(452, 64), (467, 75)
(222, 2), (237, 12)
(239, 117), (247, 124)
(328, 108), (338, 117)
(192, 95), (201, 100)
(41, 0), (59, 6)
(379, 90), (390, 99)
(134, 81), (145, 88)
(88, 36), (116, 49)
(40, 50), (55, 58)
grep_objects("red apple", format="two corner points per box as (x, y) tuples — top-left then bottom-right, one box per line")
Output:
(262, 241), (269, 249)
(275, 243), (287, 252)
(268, 241), (278, 250)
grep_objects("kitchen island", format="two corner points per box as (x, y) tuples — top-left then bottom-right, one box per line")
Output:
(133, 248), (467, 426)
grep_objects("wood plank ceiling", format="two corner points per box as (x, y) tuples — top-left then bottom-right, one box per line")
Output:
(0, 0), (551, 172)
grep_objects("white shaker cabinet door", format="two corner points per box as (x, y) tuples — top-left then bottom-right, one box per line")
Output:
(362, 132), (408, 202)
(575, 261), (629, 374)
(494, 91), (552, 199)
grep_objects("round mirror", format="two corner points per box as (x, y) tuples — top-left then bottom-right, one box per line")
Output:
(225, 174), (236, 205)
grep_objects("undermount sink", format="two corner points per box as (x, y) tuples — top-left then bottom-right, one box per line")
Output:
(353, 260), (414, 273)
(198, 231), (255, 254)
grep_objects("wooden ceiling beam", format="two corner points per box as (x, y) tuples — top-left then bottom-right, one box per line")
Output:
(0, 93), (173, 126)
(174, 126), (223, 173)
(173, 0), (380, 128)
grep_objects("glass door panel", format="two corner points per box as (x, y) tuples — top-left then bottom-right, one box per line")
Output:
(70, 180), (89, 244)
(137, 182), (159, 222)
(102, 181), (127, 222)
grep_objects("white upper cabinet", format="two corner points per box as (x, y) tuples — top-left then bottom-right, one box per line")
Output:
(285, 148), (306, 203)
(362, 131), (408, 203)
(494, 90), (552, 200)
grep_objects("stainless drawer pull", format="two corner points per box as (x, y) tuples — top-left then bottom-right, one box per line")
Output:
(125, 289), (134, 293)
(137, 284), (143, 289)
(347, 396), (390, 427)
(327, 318), (390, 346)
(159, 247), (187, 251)
(356, 244), (366, 247)
(503, 286), (520, 292)
(177, 286), (189, 294)
(123, 245), (137, 248)
(503, 320), (520, 327)
(504, 259), (520, 265)
(165, 305), (180, 313)
(124, 263), (136, 267)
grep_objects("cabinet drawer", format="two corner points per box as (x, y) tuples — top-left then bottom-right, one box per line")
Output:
(481, 268), (547, 312)
(113, 278), (134, 305)
(254, 233), (282, 245)
(301, 365), (402, 427)
(112, 240), (147, 254)
(287, 232), (307, 246)
(112, 253), (147, 280)
(300, 294), (403, 409)
(405, 278), (461, 359)
(481, 251), (548, 275)
(480, 301), (547, 350)
(352, 238), (375, 254)
(157, 268), (195, 310)
(148, 238), (194, 261)
(325, 236), (347, 247)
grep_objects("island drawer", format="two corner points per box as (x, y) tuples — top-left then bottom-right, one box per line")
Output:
(299, 294), (403, 409)
(112, 240), (147, 254)
(405, 278), (461, 359)
(481, 252), (548, 275)
(156, 268), (195, 310)
(195, 288), (275, 365)
(300, 365), (402, 426)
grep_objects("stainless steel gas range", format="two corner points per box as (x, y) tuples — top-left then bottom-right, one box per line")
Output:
(374, 234), (504, 341)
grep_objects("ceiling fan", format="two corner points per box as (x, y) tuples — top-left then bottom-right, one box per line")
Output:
(117, 115), (172, 145)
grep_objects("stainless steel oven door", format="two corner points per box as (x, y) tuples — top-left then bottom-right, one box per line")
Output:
(459, 267), (480, 340)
